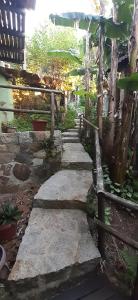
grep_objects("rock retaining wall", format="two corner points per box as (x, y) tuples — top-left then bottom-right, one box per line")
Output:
(0, 130), (62, 192)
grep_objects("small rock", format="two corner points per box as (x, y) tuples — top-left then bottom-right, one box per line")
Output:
(0, 153), (15, 164)
(33, 150), (46, 159)
(13, 163), (31, 181)
(0, 176), (9, 186)
(32, 158), (43, 167)
(1, 164), (12, 176)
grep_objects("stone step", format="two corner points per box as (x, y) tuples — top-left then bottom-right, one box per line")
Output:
(34, 169), (92, 209)
(67, 129), (79, 132)
(62, 132), (79, 138)
(9, 209), (100, 289)
(75, 118), (80, 124)
(61, 143), (92, 170)
(62, 137), (80, 143)
(63, 142), (85, 152)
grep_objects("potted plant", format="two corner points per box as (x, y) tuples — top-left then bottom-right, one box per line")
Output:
(31, 114), (48, 131)
(1, 122), (16, 133)
(0, 203), (21, 241)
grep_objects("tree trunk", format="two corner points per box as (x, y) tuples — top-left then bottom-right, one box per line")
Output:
(97, 2), (104, 140)
(106, 5), (118, 158)
(85, 32), (91, 119)
(112, 0), (138, 184)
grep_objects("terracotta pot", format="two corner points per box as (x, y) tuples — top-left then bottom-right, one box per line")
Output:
(0, 223), (17, 241)
(7, 127), (16, 133)
(32, 120), (47, 131)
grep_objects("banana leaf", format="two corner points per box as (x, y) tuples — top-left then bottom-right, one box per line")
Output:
(50, 12), (129, 39)
(47, 50), (82, 64)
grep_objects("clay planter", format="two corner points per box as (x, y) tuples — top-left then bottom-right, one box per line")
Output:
(32, 120), (47, 131)
(7, 127), (16, 133)
(0, 223), (17, 241)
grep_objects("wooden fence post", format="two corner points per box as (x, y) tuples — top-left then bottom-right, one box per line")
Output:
(50, 92), (55, 139)
(98, 193), (105, 258)
(133, 264), (138, 300)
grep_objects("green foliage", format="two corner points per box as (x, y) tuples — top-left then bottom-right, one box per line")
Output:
(103, 165), (138, 202)
(31, 114), (49, 121)
(9, 115), (51, 132)
(117, 73), (138, 91)
(58, 107), (76, 131)
(67, 67), (97, 77)
(121, 249), (138, 285)
(27, 23), (82, 73)
(47, 50), (82, 64)
(105, 20), (128, 39)
(105, 207), (111, 225)
(0, 202), (21, 225)
(9, 116), (32, 132)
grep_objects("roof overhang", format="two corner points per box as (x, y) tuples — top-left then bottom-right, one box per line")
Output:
(0, 0), (36, 64)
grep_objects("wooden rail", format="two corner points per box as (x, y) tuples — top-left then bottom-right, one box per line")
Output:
(0, 84), (63, 138)
(80, 114), (138, 299)
(0, 107), (51, 114)
(0, 84), (64, 94)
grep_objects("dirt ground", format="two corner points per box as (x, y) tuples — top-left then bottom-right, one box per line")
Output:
(0, 183), (40, 279)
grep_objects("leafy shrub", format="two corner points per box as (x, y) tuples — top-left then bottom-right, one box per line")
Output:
(120, 250), (138, 287)
(58, 107), (77, 131)
(103, 165), (138, 203)
(9, 116), (32, 131)
(9, 114), (51, 132)
(0, 202), (21, 225)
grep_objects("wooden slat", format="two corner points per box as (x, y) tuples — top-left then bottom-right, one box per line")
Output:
(0, 84), (64, 94)
(82, 286), (114, 300)
(0, 107), (51, 115)
(95, 219), (138, 250)
(0, 26), (25, 36)
(99, 191), (138, 212)
(53, 275), (107, 300)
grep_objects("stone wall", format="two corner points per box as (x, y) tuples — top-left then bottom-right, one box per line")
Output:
(0, 130), (62, 193)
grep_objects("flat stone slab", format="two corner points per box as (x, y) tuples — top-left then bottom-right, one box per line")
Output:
(9, 208), (100, 281)
(62, 132), (79, 138)
(61, 145), (92, 170)
(62, 137), (80, 143)
(63, 143), (85, 152)
(34, 170), (92, 209)
(67, 129), (79, 132)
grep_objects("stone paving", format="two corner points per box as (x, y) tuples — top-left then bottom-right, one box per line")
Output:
(9, 121), (100, 297)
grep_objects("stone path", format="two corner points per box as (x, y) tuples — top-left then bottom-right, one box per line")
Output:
(9, 120), (101, 298)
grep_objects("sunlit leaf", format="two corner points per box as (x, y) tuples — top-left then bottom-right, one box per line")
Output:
(117, 73), (138, 90)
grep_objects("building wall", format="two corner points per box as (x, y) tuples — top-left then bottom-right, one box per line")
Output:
(0, 74), (14, 130)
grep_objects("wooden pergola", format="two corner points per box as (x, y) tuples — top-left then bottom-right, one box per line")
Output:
(0, 0), (36, 64)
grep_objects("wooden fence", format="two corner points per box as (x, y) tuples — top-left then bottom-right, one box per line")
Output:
(0, 84), (64, 138)
(79, 113), (138, 300)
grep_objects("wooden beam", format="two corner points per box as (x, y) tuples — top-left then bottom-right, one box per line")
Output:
(99, 191), (138, 212)
(95, 219), (138, 250)
(0, 45), (24, 52)
(95, 129), (104, 191)
(0, 27), (25, 37)
(83, 117), (99, 130)
(0, 107), (51, 115)
(0, 84), (64, 94)
(50, 92), (55, 138)
(0, 56), (24, 64)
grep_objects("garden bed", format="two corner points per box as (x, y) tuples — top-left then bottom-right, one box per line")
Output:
(0, 183), (40, 280)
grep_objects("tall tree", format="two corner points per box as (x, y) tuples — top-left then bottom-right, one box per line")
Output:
(97, 0), (105, 140)
(108, 3), (118, 154)
(113, 0), (138, 184)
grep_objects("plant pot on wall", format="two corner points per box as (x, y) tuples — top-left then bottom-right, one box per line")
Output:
(0, 223), (17, 241)
(0, 202), (21, 241)
(32, 120), (47, 131)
